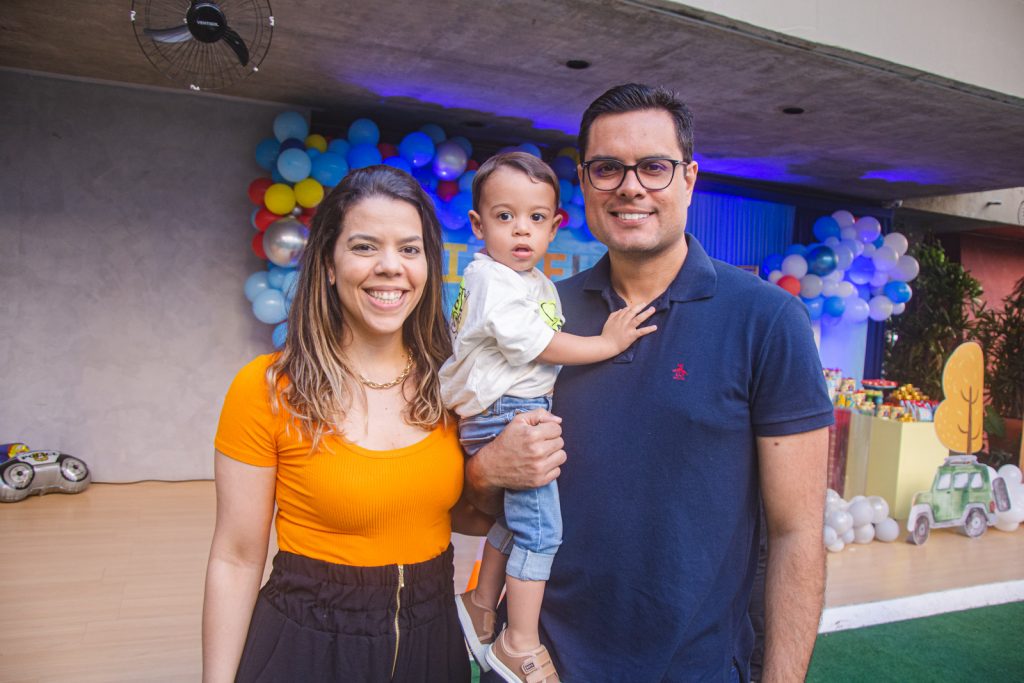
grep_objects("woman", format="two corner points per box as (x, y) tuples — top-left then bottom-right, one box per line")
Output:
(203, 165), (486, 682)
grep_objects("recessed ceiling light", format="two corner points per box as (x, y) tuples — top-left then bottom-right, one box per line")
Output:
(781, 106), (805, 115)
(565, 60), (590, 70)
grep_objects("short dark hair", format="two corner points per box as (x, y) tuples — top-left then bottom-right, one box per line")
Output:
(578, 83), (694, 162)
(471, 151), (560, 213)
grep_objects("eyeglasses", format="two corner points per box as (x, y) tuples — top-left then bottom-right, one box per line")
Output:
(582, 158), (688, 191)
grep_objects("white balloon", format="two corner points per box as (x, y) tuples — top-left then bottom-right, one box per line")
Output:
(781, 254), (808, 279)
(855, 216), (881, 243)
(827, 509), (854, 535)
(801, 274), (824, 298)
(874, 518), (900, 542)
(836, 281), (855, 299)
(768, 269), (783, 284)
(832, 210), (855, 228)
(822, 280), (840, 298)
(827, 540), (846, 553)
(842, 296), (870, 323)
(842, 528), (855, 544)
(853, 523), (876, 544)
(841, 238), (864, 257)
(998, 465), (1022, 486)
(994, 519), (1020, 533)
(848, 499), (874, 527)
(892, 255), (919, 282)
(824, 268), (845, 283)
(833, 245), (854, 271)
(870, 270), (890, 287)
(824, 236), (841, 248)
(868, 295), (894, 321)
(824, 525), (838, 546)
(883, 232), (909, 256)
(826, 489), (842, 505)
(872, 245), (899, 272)
(840, 226), (858, 242)
(868, 496), (890, 524)
(862, 243), (877, 257)
(892, 302), (906, 315)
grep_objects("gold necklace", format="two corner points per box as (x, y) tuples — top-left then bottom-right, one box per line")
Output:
(358, 354), (414, 390)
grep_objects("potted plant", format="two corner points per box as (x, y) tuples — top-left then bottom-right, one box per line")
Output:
(974, 275), (1024, 465)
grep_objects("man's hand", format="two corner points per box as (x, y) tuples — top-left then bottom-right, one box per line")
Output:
(464, 408), (565, 516)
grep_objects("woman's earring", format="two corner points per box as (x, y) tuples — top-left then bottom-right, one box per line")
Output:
(328, 273), (335, 286)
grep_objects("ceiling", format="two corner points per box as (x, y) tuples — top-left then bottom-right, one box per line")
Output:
(4, 0), (1024, 205)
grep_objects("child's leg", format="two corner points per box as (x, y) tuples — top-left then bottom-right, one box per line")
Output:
(474, 535), (510, 609)
(503, 576), (547, 652)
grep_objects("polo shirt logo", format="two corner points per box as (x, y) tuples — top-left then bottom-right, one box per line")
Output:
(673, 363), (688, 381)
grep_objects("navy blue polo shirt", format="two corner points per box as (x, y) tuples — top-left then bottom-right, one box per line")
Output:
(539, 235), (834, 682)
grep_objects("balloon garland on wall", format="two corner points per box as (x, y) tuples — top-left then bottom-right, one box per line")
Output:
(243, 111), (593, 347)
(760, 210), (919, 324)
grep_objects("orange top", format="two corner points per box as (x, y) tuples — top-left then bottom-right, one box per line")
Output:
(214, 354), (464, 566)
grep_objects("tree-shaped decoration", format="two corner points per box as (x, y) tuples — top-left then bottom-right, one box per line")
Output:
(934, 341), (985, 454)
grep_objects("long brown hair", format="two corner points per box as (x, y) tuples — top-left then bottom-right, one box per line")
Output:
(268, 165), (452, 449)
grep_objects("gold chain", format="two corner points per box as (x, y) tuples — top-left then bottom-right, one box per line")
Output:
(358, 354), (414, 390)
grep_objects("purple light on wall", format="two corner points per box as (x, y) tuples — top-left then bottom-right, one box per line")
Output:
(860, 168), (948, 184)
(693, 154), (815, 185)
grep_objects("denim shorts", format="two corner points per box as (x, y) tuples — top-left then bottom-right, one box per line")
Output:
(459, 395), (562, 582)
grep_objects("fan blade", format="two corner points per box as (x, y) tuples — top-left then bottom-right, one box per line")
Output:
(144, 25), (193, 44)
(221, 26), (250, 67)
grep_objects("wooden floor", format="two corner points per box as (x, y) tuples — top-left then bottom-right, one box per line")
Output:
(1, 482), (1022, 682)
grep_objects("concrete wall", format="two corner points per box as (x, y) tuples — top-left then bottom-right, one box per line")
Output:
(0, 70), (295, 482)
(670, 0), (1024, 99)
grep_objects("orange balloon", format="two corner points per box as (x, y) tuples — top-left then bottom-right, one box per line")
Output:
(777, 275), (801, 296)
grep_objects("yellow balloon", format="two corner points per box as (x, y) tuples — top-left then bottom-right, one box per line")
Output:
(264, 183), (296, 215)
(557, 146), (579, 163)
(294, 178), (325, 208)
(305, 134), (328, 153)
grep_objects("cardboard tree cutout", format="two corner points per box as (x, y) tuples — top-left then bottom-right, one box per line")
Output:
(906, 342), (1011, 544)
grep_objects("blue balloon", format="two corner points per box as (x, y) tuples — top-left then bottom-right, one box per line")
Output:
(347, 143), (383, 170)
(327, 138), (350, 157)
(412, 165), (438, 190)
(806, 246), (838, 276)
(383, 156), (413, 174)
(458, 170), (477, 193)
(564, 203), (585, 229)
(873, 234), (885, 248)
(572, 184), (585, 206)
(348, 118), (380, 146)
(784, 244), (807, 257)
(449, 136), (473, 157)
(558, 179), (574, 205)
(281, 269), (300, 300)
(271, 166), (285, 183)
(279, 138), (305, 153)
(883, 280), (912, 304)
(449, 192), (474, 228)
(250, 207), (260, 230)
(400, 132), (436, 168)
(848, 255), (876, 285)
(255, 138), (280, 171)
(420, 123), (446, 144)
(306, 148), (320, 159)
(423, 189), (442, 209)
(518, 142), (542, 158)
(267, 265), (292, 289)
(277, 148), (312, 183)
(823, 296), (846, 317)
(761, 254), (783, 278)
(552, 156), (577, 180)
(438, 200), (467, 231)
(272, 322), (288, 349)
(812, 216), (841, 242)
(311, 152), (348, 187)
(244, 271), (271, 302)
(803, 296), (825, 321)
(252, 288), (287, 324)
(273, 111), (308, 143)
(442, 227), (473, 244)
(855, 283), (872, 301)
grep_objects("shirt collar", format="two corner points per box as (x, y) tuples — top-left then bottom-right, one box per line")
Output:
(583, 234), (718, 304)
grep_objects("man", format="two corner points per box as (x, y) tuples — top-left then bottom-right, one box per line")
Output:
(468, 83), (833, 682)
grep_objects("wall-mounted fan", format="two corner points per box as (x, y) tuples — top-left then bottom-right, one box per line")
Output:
(131, 1), (274, 91)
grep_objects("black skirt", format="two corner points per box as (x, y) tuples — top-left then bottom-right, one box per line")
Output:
(235, 545), (471, 682)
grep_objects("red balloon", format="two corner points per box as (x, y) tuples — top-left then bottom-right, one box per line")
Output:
(437, 180), (459, 201)
(378, 142), (398, 158)
(247, 177), (274, 206)
(251, 231), (267, 260)
(254, 207), (278, 232)
(301, 205), (317, 216)
(297, 214), (313, 226)
(777, 275), (801, 296)
(466, 159), (479, 171)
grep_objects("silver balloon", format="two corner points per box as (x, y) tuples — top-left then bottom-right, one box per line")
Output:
(263, 217), (309, 268)
(433, 140), (469, 180)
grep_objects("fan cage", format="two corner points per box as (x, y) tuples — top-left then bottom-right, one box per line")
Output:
(131, 0), (273, 91)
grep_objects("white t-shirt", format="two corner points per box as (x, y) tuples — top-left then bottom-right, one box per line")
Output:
(440, 253), (565, 417)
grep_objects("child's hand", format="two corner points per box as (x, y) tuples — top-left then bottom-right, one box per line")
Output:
(600, 303), (657, 353)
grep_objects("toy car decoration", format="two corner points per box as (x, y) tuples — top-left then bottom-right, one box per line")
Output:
(906, 454), (1010, 544)
(0, 450), (91, 503)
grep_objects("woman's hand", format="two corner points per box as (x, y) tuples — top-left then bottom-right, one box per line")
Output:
(464, 409), (566, 516)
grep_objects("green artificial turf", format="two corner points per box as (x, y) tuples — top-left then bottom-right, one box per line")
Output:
(808, 601), (1024, 682)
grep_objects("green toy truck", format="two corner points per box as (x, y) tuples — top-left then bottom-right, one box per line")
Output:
(906, 455), (1011, 545)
